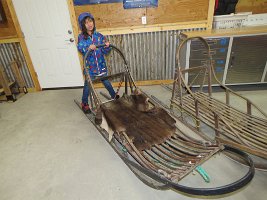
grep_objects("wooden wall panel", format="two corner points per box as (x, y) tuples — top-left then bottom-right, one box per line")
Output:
(75, 3), (146, 29)
(0, 0), (17, 39)
(74, 0), (210, 30)
(236, 0), (267, 14)
(147, 0), (209, 24)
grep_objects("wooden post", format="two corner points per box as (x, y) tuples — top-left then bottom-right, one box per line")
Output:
(67, 0), (79, 42)
(207, 0), (215, 30)
(0, 64), (17, 101)
(0, 65), (12, 96)
(6, 0), (41, 91)
(0, 38), (20, 44)
(10, 61), (27, 93)
(67, 0), (83, 73)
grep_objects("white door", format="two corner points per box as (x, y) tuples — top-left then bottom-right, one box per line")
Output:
(12, 0), (83, 88)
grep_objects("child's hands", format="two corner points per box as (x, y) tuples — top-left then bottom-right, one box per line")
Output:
(105, 42), (110, 48)
(89, 44), (96, 50)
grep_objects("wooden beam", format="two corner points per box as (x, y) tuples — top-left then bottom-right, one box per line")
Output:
(27, 88), (37, 93)
(0, 38), (20, 44)
(18, 39), (42, 91)
(207, 0), (215, 30)
(6, 0), (41, 91)
(134, 79), (174, 86)
(93, 79), (174, 88)
(5, 0), (23, 37)
(99, 21), (208, 36)
(0, 0), (17, 38)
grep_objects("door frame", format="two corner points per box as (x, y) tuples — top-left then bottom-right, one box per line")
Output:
(67, 0), (83, 73)
(6, 0), (41, 91)
(12, 0), (85, 89)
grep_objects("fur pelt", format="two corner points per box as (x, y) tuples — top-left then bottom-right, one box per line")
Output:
(101, 92), (176, 150)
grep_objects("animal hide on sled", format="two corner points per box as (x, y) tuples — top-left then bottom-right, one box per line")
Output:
(101, 92), (176, 151)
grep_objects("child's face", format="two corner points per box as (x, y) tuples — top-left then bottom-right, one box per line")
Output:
(84, 18), (94, 32)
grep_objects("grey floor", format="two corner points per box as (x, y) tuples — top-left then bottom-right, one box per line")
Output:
(0, 86), (267, 200)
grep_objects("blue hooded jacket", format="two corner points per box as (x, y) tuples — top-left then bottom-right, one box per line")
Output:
(77, 12), (111, 77)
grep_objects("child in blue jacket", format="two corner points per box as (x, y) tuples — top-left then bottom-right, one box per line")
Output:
(77, 12), (116, 113)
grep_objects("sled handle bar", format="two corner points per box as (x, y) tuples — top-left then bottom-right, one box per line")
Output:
(83, 44), (128, 69)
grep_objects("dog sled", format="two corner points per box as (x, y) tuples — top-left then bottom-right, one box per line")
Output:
(170, 36), (267, 170)
(75, 44), (254, 196)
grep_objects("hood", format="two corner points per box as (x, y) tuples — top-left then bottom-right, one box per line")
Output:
(78, 12), (95, 30)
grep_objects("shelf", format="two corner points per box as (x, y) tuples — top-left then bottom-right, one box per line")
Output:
(182, 26), (267, 38)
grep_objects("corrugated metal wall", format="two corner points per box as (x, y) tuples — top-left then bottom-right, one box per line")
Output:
(0, 42), (34, 87)
(106, 28), (205, 81)
(0, 28), (205, 89)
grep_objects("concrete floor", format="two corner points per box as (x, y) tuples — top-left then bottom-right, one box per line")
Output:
(0, 86), (267, 200)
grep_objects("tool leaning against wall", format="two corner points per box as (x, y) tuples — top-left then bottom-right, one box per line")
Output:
(0, 61), (28, 102)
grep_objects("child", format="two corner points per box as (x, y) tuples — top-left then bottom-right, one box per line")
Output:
(77, 12), (117, 113)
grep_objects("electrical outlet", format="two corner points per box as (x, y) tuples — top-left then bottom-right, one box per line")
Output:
(142, 16), (147, 25)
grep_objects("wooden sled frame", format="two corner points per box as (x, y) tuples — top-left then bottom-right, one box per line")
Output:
(170, 36), (267, 167)
(76, 44), (256, 196)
